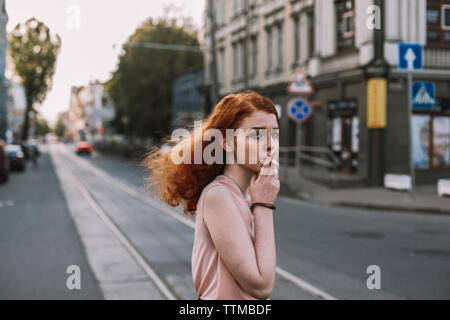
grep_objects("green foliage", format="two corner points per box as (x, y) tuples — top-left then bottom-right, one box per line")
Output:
(53, 118), (66, 138)
(106, 17), (203, 142)
(8, 18), (61, 141)
(34, 116), (50, 137)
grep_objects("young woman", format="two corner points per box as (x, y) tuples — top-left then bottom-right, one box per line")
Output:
(143, 91), (280, 300)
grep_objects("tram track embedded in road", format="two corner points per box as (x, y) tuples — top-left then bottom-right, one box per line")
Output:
(53, 148), (178, 300)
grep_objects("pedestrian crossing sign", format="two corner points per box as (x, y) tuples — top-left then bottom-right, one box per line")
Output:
(412, 82), (435, 110)
(287, 69), (314, 94)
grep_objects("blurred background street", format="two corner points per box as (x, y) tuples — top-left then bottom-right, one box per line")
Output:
(1, 0), (450, 300)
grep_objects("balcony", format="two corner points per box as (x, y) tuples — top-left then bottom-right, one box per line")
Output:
(424, 48), (450, 69)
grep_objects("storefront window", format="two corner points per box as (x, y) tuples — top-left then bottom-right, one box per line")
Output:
(412, 115), (431, 169)
(412, 114), (450, 169)
(432, 117), (450, 167)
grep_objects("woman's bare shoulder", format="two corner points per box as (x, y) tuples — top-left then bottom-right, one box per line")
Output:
(204, 183), (233, 203)
(202, 183), (236, 217)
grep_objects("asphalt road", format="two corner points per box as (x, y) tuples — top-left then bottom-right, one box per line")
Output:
(1, 143), (449, 299)
(77, 144), (450, 299)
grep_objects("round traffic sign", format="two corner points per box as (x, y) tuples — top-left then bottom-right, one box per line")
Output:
(287, 98), (312, 123)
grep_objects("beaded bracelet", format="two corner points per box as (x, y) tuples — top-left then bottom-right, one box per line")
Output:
(250, 202), (276, 212)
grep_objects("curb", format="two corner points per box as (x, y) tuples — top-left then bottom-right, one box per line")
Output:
(331, 201), (450, 216)
(280, 185), (450, 216)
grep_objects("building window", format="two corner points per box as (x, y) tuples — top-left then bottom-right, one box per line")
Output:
(239, 40), (245, 82)
(250, 36), (258, 79)
(293, 16), (300, 64)
(233, 0), (245, 17)
(427, 0), (450, 48)
(218, 47), (225, 87)
(266, 27), (272, 73)
(335, 0), (355, 52)
(307, 11), (315, 59)
(275, 23), (283, 72)
(444, 5), (450, 29)
(232, 43), (238, 82)
(215, 0), (225, 26)
(232, 41), (245, 83)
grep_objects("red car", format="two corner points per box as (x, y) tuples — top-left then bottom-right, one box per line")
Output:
(76, 141), (93, 155)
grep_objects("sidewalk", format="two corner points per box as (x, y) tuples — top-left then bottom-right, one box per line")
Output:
(279, 171), (450, 215)
(0, 151), (102, 299)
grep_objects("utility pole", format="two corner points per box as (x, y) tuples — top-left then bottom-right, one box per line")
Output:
(207, 0), (219, 113)
(364, 0), (389, 186)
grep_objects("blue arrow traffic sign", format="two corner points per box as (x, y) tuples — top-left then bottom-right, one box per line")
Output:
(412, 82), (435, 110)
(287, 98), (312, 123)
(398, 43), (423, 70)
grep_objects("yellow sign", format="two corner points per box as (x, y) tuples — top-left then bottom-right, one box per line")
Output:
(367, 78), (387, 128)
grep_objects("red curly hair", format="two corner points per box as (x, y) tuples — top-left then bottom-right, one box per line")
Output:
(142, 90), (278, 215)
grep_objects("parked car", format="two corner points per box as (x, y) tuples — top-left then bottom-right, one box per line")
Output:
(27, 139), (40, 166)
(76, 141), (93, 155)
(6, 144), (26, 171)
(0, 141), (9, 183)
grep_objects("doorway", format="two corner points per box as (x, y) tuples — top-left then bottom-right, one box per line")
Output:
(331, 116), (359, 174)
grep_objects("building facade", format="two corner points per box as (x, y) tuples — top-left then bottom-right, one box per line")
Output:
(172, 66), (204, 129)
(68, 81), (114, 141)
(0, 0), (8, 141)
(6, 80), (26, 143)
(204, 0), (450, 186)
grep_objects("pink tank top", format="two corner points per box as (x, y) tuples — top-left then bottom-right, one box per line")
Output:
(191, 174), (257, 300)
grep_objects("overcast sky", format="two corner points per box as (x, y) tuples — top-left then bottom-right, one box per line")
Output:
(5, 0), (205, 124)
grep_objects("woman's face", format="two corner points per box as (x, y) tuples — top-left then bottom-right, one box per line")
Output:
(227, 110), (279, 173)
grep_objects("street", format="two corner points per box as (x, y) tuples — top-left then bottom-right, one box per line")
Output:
(1, 144), (449, 299)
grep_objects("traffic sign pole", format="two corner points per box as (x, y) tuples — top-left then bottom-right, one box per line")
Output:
(399, 43), (422, 193)
(296, 122), (302, 192)
(286, 97), (312, 194)
(408, 71), (415, 192)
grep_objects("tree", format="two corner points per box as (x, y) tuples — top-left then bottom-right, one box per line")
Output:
(106, 16), (203, 142)
(8, 18), (61, 141)
(53, 118), (67, 138)
(34, 115), (50, 137)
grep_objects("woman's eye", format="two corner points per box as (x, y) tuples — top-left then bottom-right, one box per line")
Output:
(247, 131), (260, 139)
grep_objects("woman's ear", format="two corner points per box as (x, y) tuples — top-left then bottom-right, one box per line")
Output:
(223, 140), (232, 153)
(222, 135), (234, 153)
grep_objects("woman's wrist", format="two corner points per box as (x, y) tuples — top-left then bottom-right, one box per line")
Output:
(250, 202), (276, 212)
(251, 205), (274, 215)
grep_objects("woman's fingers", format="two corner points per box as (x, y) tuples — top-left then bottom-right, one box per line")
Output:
(261, 152), (279, 177)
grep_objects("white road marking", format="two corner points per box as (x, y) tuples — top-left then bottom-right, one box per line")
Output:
(0, 200), (15, 208)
